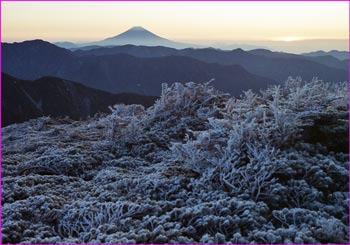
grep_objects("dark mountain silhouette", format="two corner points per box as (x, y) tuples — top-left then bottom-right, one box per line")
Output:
(248, 49), (348, 71)
(3, 40), (347, 100)
(73, 44), (348, 82)
(67, 53), (275, 96)
(248, 49), (299, 58)
(72, 45), (114, 51)
(2, 40), (76, 80)
(2, 40), (275, 96)
(302, 50), (349, 61)
(340, 59), (349, 71)
(74, 44), (176, 57)
(1, 73), (157, 126)
(2, 74), (43, 126)
(303, 55), (348, 70)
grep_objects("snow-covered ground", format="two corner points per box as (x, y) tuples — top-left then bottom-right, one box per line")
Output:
(2, 78), (348, 243)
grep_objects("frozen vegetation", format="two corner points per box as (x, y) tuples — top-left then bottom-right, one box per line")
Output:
(2, 77), (349, 243)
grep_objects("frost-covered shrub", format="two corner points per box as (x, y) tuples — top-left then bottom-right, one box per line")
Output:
(2, 195), (63, 243)
(57, 201), (148, 239)
(215, 144), (283, 201)
(149, 82), (228, 121)
(284, 77), (347, 112)
(284, 179), (322, 208)
(2, 78), (348, 243)
(104, 104), (145, 142)
(271, 208), (348, 243)
(103, 156), (150, 169)
(17, 147), (101, 177)
(169, 78), (347, 188)
(314, 217), (348, 243)
(107, 82), (230, 151)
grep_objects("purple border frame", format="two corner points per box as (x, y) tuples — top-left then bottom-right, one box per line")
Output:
(0, 1), (349, 245)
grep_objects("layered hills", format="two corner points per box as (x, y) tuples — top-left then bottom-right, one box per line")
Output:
(2, 73), (156, 126)
(2, 27), (348, 126)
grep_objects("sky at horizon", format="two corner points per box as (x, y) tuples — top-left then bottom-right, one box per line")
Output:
(2, 1), (349, 52)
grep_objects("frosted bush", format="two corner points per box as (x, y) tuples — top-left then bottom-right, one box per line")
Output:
(57, 201), (146, 238)
(2, 78), (348, 243)
(105, 104), (145, 142)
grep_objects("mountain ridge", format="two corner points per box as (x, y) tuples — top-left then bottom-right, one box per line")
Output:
(302, 50), (349, 60)
(1, 73), (157, 126)
(71, 43), (348, 81)
(2, 40), (276, 96)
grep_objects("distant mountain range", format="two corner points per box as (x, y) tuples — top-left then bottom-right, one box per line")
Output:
(302, 50), (349, 61)
(2, 73), (157, 126)
(72, 44), (348, 81)
(2, 40), (275, 96)
(52, 26), (348, 55)
(247, 49), (348, 71)
(2, 31), (348, 126)
(52, 26), (348, 68)
(55, 26), (198, 49)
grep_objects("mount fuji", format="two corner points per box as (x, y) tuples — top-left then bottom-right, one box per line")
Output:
(56, 26), (198, 49)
